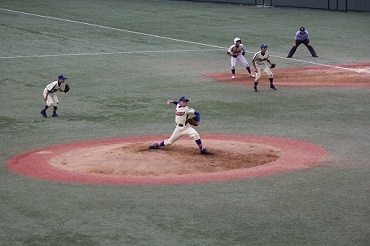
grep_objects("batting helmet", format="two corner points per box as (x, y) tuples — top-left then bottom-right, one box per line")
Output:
(234, 37), (241, 44)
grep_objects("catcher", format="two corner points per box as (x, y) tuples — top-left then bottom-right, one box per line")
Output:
(252, 44), (277, 92)
(40, 74), (70, 118)
(148, 96), (211, 155)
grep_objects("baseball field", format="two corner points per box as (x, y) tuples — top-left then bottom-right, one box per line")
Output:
(1, 0), (369, 245)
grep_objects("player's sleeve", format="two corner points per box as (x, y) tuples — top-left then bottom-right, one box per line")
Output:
(227, 45), (233, 53)
(295, 31), (299, 40)
(306, 32), (310, 39)
(252, 53), (258, 62)
(46, 81), (57, 92)
(194, 111), (200, 122)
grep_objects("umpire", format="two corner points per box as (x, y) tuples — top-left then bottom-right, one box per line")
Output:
(287, 27), (318, 58)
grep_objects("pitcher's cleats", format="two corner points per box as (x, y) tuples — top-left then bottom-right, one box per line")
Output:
(148, 143), (159, 149)
(200, 148), (212, 155)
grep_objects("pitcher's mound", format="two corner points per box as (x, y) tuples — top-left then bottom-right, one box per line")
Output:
(49, 140), (280, 176)
(6, 134), (329, 184)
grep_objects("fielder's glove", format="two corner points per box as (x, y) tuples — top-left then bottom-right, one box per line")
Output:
(242, 51), (245, 56)
(270, 63), (276, 69)
(64, 84), (70, 93)
(187, 117), (198, 126)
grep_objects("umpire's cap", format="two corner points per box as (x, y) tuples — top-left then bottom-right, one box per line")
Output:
(179, 96), (189, 102)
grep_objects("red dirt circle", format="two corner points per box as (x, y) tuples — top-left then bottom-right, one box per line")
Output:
(6, 134), (329, 185)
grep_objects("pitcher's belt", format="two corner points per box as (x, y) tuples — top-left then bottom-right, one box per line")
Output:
(177, 123), (188, 127)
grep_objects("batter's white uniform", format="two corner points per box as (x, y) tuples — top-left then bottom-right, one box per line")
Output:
(43, 80), (63, 107)
(164, 103), (200, 146)
(252, 50), (273, 82)
(228, 43), (250, 69)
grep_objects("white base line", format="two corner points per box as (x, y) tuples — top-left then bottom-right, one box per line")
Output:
(1, 8), (367, 73)
(273, 55), (368, 72)
(0, 49), (223, 59)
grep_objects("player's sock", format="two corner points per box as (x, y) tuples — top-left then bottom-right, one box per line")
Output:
(195, 139), (203, 150)
(159, 141), (165, 147)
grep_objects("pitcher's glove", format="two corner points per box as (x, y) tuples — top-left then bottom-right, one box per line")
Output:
(64, 84), (70, 93)
(187, 117), (198, 126)
(270, 63), (276, 69)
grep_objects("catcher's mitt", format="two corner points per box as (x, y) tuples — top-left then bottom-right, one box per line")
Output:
(270, 63), (276, 69)
(64, 84), (70, 93)
(187, 117), (198, 126)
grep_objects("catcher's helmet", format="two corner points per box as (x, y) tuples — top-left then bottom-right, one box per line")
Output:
(234, 37), (241, 44)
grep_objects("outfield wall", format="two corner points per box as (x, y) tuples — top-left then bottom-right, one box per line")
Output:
(182, 0), (370, 12)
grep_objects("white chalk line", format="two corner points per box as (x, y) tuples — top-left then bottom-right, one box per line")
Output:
(0, 49), (223, 59)
(1, 7), (368, 73)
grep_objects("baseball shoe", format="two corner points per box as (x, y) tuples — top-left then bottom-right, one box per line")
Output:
(40, 110), (47, 118)
(313, 55), (318, 57)
(52, 113), (58, 117)
(148, 143), (159, 149)
(253, 87), (258, 92)
(231, 75), (236, 79)
(200, 148), (212, 155)
(270, 85), (277, 90)
(249, 74), (256, 78)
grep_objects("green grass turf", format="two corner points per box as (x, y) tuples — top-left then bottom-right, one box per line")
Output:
(1, 0), (369, 245)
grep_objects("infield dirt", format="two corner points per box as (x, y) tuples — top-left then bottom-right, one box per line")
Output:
(203, 62), (370, 87)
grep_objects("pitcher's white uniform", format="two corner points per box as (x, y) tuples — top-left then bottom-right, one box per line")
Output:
(148, 96), (211, 155)
(164, 103), (200, 145)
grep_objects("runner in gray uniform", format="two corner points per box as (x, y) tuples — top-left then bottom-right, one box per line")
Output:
(287, 27), (318, 58)
(148, 96), (211, 155)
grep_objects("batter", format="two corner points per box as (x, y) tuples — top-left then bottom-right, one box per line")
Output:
(252, 44), (277, 92)
(148, 96), (211, 155)
(227, 37), (255, 79)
